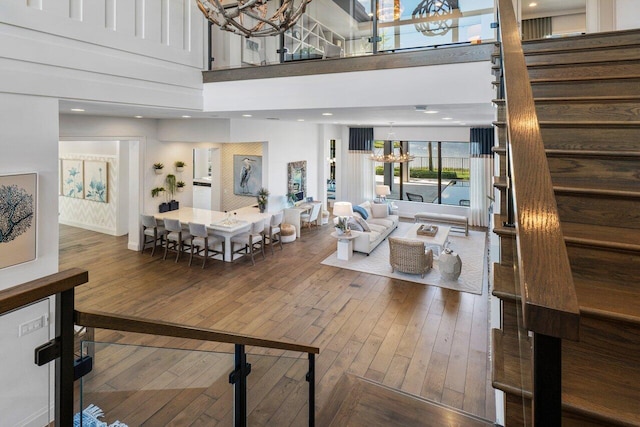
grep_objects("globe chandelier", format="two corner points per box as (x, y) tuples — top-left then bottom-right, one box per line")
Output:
(412, 0), (459, 36)
(196, 0), (312, 38)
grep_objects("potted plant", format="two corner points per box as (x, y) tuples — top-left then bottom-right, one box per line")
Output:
(334, 216), (350, 236)
(152, 187), (169, 212)
(256, 187), (269, 213)
(153, 163), (164, 175)
(175, 161), (186, 172)
(286, 192), (297, 207)
(165, 174), (179, 211)
(176, 181), (186, 192)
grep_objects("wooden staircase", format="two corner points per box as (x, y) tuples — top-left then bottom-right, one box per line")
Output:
(491, 28), (640, 426)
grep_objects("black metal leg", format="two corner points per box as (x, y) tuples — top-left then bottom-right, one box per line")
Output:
(56, 289), (75, 426)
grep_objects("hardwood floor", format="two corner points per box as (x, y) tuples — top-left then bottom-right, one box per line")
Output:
(61, 222), (495, 424)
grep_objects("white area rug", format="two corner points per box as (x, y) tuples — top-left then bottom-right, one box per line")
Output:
(321, 222), (485, 295)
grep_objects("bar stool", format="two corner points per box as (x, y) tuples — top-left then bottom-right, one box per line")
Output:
(266, 211), (284, 255)
(140, 214), (166, 256)
(230, 220), (265, 265)
(188, 222), (224, 269)
(163, 218), (191, 262)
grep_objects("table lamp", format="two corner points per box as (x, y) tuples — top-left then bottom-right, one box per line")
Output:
(376, 185), (391, 202)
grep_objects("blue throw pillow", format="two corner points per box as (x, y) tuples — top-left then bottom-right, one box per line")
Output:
(353, 205), (368, 220)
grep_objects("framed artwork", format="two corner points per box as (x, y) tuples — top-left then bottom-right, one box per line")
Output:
(61, 159), (84, 199)
(0, 173), (37, 269)
(287, 160), (307, 196)
(84, 160), (108, 203)
(234, 155), (262, 196)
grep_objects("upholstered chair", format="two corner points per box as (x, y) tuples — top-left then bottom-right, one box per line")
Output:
(163, 219), (191, 262)
(301, 203), (321, 229)
(267, 211), (284, 254)
(188, 222), (225, 268)
(388, 236), (433, 278)
(230, 220), (265, 265)
(140, 214), (167, 256)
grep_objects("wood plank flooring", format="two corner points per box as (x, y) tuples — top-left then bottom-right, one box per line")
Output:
(61, 222), (495, 425)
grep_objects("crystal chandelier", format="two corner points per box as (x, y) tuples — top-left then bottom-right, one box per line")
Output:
(196, 0), (311, 38)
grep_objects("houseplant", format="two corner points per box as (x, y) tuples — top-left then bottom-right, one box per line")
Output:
(165, 174), (179, 210)
(175, 161), (186, 172)
(334, 216), (350, 235)
(176, 181), (186, 192)
(153, 163), (164, 175)
(151, 187), (169, 212)
(256, 187), (269, 213)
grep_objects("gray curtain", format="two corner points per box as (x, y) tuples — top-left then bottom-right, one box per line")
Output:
(348, 127), (373, 152)
(469, 128), (494, 227)
(522, 17), (552, 40)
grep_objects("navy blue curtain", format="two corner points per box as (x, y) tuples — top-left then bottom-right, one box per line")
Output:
(470, 127), (494, 156)
(349, 128), (373, 152)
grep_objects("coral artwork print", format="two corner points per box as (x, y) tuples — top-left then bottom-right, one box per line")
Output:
(84, 161), (108, 203)
(0, 173), (37, 269)
(61, 159), (84, 199)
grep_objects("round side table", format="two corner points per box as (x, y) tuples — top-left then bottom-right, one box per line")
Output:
(330, 231), (357, 260)
(439, 250), (462, 280)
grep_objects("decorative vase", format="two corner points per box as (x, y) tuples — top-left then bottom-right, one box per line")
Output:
(334, 227), (344, 236)
(170, 200), (179, 211)
(259, 205), (265, 213)
(154, 169), (163, 175)
(159, 202), (170, 213)
(176, 166), (184, 173)
(177, 187), (184, 193)
(439, 250), (462, 280)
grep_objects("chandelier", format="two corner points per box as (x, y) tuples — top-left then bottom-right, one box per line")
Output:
(412, 0), (459, 36)
(196, 0), (311, 38)
(370, 152), (415, 163)
(377, 0), (404, 22)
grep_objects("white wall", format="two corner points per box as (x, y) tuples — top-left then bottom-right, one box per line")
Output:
(0, 93), (60, 426)
(616, 0), (640, 30)
(553, 13), (587, 35)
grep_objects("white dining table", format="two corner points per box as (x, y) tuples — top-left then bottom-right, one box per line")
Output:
(153, 206), (272, 262)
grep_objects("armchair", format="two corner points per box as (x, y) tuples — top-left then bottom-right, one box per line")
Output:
(388, 236), (433, 278)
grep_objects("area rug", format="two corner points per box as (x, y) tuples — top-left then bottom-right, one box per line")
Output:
(321, 222), (485, 295)
(74, 404), (128, 427)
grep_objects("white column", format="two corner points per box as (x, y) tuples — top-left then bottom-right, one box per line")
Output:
(586, 0), (616, 33)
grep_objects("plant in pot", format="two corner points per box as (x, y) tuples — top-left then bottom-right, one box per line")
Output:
(176, 181), (186, 192)
(286, 192), (297, 207)
(334, 216), (350, 236)
(174, 161), (186, 172)
(165, 174), (179, 211)
(152, 187), (169, 212)
(153, 163), (164, 175)
(256, 187), (269, 213)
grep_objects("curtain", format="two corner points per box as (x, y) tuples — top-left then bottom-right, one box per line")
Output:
(469, 127), (494, 227)
(522, 17), (552, 40)
(349, 127), (373, 152)
(344, 151), (374, 205)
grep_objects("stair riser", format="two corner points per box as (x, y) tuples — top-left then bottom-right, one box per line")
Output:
(547, 156), (640, 191)
(540, 127), (640, 152)
(502, 300), (524, 335)
(532, 79), (640, 98)
(567, 316), (640, 363)
(525, 47), (640, 66)
(499, 234), (516, 265)
(567, 245), (640, 289)
(536, 101), (640, 122)
(556, 193), (640, 229)
(523, 31), (640, 53)
(527, 61), (640, 80)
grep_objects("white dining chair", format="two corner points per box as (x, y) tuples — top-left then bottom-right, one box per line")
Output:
(188, 222), (224, 268)
(266, 211), (284, 255)
(230, 219), (265, 265)
(140, 214), (166, 256)
(163, 218), (191, 262)
(301, 203), (321, 229)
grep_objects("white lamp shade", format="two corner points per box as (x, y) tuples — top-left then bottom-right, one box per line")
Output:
(376, 185), (391, 196)
(333, 201), (354, 217)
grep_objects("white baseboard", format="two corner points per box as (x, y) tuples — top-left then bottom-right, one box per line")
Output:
(58, 219), (119, 236)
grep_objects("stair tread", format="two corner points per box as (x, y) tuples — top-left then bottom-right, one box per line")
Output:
(575, 278), (640, 325)
(522, 29), (640, 54)
(561, 222), (640, 251)
(321, 374), (494, 427)
(492, 263), (519, 300)
(491, 329), (532, 397)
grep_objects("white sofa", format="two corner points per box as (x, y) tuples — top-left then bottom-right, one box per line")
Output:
(347, 201), (399, 255)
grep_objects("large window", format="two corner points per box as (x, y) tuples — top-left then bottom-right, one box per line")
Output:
(374, 140), (470, 205)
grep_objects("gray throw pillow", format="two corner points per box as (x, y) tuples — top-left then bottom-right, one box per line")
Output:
(347, 217), (364, 232)
(353, 216), (370, 232)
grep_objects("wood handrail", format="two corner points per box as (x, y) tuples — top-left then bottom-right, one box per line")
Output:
(75, 309), (320, 354)
(497, 0), (580, 340)
(0, 269), (88, 315)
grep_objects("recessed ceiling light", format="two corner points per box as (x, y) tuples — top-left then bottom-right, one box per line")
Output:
(70, 108), (85, 112)
(266, 118), (279, 121)
(242, 114), (252, 117)
(529, 2), (537, 7)
(442, 117), (453, 120)
(297, 119), (305, 122)
(182, 115), (191, 118)
(134, 115), (143, 119)
(322, 112), (333, 116)
(424, 110), (439, 114)
(459, 122), (467, 125)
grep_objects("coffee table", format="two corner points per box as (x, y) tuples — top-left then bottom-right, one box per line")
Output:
(404, 224), (450, 256)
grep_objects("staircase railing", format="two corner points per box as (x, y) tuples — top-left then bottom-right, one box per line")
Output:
(496, 0), (581, 424)
(0, 269), (319, 427)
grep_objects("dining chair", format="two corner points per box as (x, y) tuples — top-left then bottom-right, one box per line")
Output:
(163, 218), (191, 262)
(301, 203), (321, 229)
(188, 222), (225, 269)
(230, 219), (265, 265)
(266, 211), (284, 255)
(140, 214), (167, 256)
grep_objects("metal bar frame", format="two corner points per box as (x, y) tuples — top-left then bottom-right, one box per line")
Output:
(56, 289), (75, 426)
(533, 333), (562, 426)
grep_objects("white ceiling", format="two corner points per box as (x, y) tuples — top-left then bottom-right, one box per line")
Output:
(523, 0), (586, 18)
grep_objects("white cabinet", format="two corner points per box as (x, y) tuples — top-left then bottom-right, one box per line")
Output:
(284, 14), (345, 58)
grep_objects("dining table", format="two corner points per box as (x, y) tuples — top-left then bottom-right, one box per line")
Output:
(152, 206), (272, 262)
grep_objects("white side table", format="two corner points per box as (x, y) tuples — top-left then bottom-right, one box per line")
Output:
(439, 249), (462, 280)
(331, 231), (357, 261)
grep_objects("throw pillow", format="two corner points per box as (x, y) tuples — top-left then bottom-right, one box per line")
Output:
(352, 205), (368, 220)
(347, 217), (364, 232)
(371, 203), (388, 218)
(353, 216), (370, 232)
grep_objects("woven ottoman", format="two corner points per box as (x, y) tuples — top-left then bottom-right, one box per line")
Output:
(281, 223), (296, 243)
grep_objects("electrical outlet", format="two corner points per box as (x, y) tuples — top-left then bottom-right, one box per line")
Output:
(18, 314), (49, 337)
